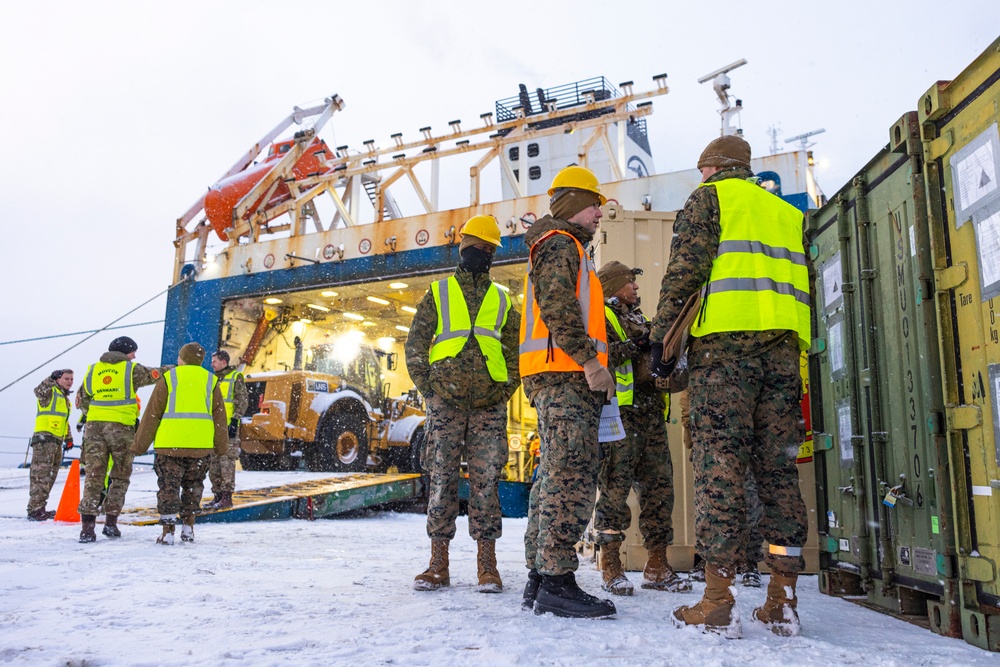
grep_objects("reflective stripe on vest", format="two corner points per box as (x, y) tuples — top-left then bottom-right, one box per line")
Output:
(428, 276), (511, 383)
(154, 366), (217, 450)
(604, 306), (634, 407)
(218, 369), (244, 421)
(519, 230), (608, 376)
(690, 178), (811, 350)
(84, 361), (137, 425)
(34, 387), (70, 438)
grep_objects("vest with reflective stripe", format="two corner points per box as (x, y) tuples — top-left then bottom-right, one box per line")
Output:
(85, 361), (137, 425)
(428, 276), (511, 383)
(690, 178), (811, 350)
(35, 387), (70, 438)
(154, 366), (217, 449)
(604, 306), (634, 407)
(218, 369), (244, 421)
(520, 230), (608, 376)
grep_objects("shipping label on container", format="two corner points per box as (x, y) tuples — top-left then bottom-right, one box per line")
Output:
(821, 252), (844, 314)
(837, 398), (854, 465)
(950, 122), (1000, 228)
(973, 203), (1000, 301)
(990, 364), (1000, 467)
(828, 313), (846, 379)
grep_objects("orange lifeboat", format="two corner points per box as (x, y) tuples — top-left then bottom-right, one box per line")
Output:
(204, 138), (335, 241)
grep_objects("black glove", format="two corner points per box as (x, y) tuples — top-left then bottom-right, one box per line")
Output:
(228, 418), (239, 438)
(630, 331), (651, 352)
(649, 342), (676, 378)
(76, 417), (86, 433)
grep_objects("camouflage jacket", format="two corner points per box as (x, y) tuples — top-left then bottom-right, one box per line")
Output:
(215, 365), (249, 421)
(606, 300), (663, 412)
(78, 351), (170, 420)
(521, 215), (600, 398)
(650, 167), (813, 361)
(31, 377), (72, 445)
(131, 366), (229, 458)
(405, 266), (521, 411)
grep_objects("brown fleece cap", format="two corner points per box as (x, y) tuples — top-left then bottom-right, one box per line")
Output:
(549, 188), (601, 221)
(179, 342), (206, 365)
(598, 261), (639, 298)
(459, 235), (495, 253)
(697, 134), (752, 170)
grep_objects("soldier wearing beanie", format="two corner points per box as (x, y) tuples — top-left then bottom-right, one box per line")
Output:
(594, 261), (690, 597)
(650, 134), (812, 637)
(203, 349), (248, 510)
(76, 336), (171, 543)
(132, 342), (228, 544)
(519, 165), (617, 619)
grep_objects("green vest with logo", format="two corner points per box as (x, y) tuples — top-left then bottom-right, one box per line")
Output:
(428, 276), (511, 383)
(218, 368), (244, 421)
(85, 361), (138, 426)
(604, 306), (635, 407)
(35, 387), (70, 438)
(154, 366), (217, 449)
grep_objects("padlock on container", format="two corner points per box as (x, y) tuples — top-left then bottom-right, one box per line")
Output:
(598, 396), (625, 443)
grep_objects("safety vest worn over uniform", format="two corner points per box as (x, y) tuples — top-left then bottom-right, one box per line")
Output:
(429, 276), (512, 383)
(604, 306), (635, 407)
(520, 230), (608, 376)
(218, 368), (244, 421)
(84, 361), (138, 425)
(35, 387), (70, 438)
(154, 366), (218, 450)
(690, 178), (811, 350)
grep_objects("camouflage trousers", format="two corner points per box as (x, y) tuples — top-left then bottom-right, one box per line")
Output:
(208, 436), (240, 494)
(424, 395), (508, 541)
(78, 422), (135, 517)
(524, 376), (604, 576)
(154, 454), (209, 522)
(742, 472), (764, 565)
(689, 335), (807, 575)
(27, 440), (63, 514)
(594, 399), (675, 549)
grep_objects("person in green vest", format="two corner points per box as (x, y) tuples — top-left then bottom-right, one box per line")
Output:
(26, 369), (75, 520)
(650, 134), (812, 638)
(594, 261), (691, 596)
(404, 214), (521, 594)
(77, 336), (170, 543)
(203, 350), (248, 509)
(131, 342), (228, 545)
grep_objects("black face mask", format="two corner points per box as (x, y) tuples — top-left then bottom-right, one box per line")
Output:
(460, 246), (493, 274)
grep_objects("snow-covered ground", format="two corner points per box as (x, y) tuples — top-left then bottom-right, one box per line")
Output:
(0, 467), (992, 667)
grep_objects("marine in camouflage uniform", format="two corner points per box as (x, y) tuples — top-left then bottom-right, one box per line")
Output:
(520, 166), (618, 619)
(26, 371), (75, 520)
(651, 135), (810, 636)
(405, 215), (521, 593)
(77, 337), (170, 542)
(594, 262), (689, 595)
(205, 351), (248, 509)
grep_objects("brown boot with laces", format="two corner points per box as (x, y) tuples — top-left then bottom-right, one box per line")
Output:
(413, 539), (450, 591)
(671, 564), (741, 638)
(600, 541), (634, 596)
(642, 546), (692, 592)
(752, 572), (800, 636)
(476, 539), (503, 593)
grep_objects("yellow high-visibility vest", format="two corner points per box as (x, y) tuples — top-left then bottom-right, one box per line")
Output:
(34, 387), (70, 438)
(154, 366), (217, 450)
(690, 178), (811, 350)
(218, 369), (244, 421)
(428, 276), (512, 383)
(84, 361), (138, 426)
(604, 306), (634, 407)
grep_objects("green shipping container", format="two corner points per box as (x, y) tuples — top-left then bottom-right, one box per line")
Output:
(920, 36), (1000, 651)
(809, 111), (961, 638)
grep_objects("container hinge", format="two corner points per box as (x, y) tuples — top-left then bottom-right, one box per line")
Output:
(935, 263), (968, 292)
(916, 279), (935, 304)
(928, 129), (954, 161)
(960, 556), (995, 582)
(811, 338), (827, 354)
(946, 404), (981, 431)
(927, 411), (944, 435)
(861, 268), (878, 281)
(989, 479), (1000, 490)
(871, 431), (889, 444)
(842, 281), (856, 294)
(838, 484), (856, 496)
(813, 432), (833, 451)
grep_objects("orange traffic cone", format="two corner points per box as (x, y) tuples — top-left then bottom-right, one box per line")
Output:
(54, 459), (81, 523)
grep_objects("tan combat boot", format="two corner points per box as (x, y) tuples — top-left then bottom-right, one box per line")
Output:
(752, 572), (800, 636)
(642, 546), (692, 592)
(600, 541), (634, 596)
(156, 520), (176, 545)
(671, 564), (741, 638)
(180, 515), (196, 543)
(413, 539), (450, 591)
(476, 539), (503, 593)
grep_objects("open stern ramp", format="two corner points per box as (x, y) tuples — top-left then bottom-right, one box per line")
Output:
(119, 473), (423, 525)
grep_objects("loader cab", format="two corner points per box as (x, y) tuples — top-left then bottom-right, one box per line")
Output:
(307, 343), (384, 404)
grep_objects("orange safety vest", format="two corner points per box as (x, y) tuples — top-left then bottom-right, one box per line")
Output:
(519, 229), (608, 376)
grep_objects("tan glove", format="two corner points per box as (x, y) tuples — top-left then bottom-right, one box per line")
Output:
(583, 357), (616, 401)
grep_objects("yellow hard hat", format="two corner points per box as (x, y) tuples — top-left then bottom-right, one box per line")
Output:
(548, 165), (607, 205)
(460, 215), (502, 247)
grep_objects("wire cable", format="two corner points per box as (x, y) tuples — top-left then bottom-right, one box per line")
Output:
(0, 320), (165, 346)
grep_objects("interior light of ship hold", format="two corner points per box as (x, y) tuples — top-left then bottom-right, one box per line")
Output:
(306, 303), (330, 312)
(362, 321), (377, 327)
(298, 318), (312, 324)
(376, 336), (396, 351)
(333, 330), (365, 365)
(343, 312), (365, 321)
(264, 297), (283, 305)
(389, 282), (408, 289)
(395, 325), (410, 333)
(367, 296), (390, 305)
(320, 290), (339, 297)
(401, 305), (418, 314)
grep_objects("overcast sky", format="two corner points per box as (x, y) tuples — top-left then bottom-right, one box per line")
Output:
(0, 1), (997, 462)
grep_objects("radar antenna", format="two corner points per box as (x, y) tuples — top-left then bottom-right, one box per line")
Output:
(698, 59), (747, 137)
(784, 128), (826, 151)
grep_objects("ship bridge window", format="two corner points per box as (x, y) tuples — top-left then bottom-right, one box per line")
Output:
(757, 171), (782, 196)
(527, 143), (539, 158)
(529, 166), (541, 180)
(508, 146), (519, 161)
